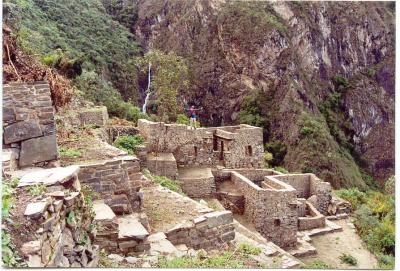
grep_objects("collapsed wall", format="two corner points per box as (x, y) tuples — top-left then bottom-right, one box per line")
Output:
(3, 82), (57, 168)
(16, 166), (98, 268)
(165, 210), (235, 250)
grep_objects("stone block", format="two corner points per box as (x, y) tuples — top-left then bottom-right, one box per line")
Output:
(79, 106), (108, 127)
(19, 134), (57, 167)
(3, 120), (43, 144)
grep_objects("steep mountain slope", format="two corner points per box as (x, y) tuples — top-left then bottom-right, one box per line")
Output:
(3, 0), (144, 120)
(132, 0), (394, 188)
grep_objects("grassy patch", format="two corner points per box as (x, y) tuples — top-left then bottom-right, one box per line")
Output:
(158, 243), (268, 268)
(59, 147), (82, 158)
(339, 253), (358, 266)
(274, 166), (289, 174)
(303, 260), (333, 269)
(152, 175), (183, 194)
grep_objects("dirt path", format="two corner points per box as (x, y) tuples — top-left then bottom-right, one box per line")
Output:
(302, 218), (378, 269)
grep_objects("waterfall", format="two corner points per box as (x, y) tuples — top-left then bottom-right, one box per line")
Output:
(142, 62), (151, 114)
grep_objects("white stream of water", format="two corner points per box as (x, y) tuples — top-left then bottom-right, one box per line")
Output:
(142, 62), (151, 114)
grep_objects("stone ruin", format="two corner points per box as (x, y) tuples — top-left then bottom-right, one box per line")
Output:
(3, 82), (57, 171)
(136, 119), (351, 249)
(1, 82), (352, 267)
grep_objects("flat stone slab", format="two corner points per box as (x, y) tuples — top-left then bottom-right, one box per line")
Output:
(118, 215), (149, 240)
(150, 239), (178, 255)
(24, 201), (49, 217)
(18, 165), (79, 187)
(93, 201), (116, 221)
(19, 134), (57, 166)
(147, 232), (167, 243)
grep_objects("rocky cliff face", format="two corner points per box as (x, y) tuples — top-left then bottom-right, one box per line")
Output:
(132, 0), (394, 188)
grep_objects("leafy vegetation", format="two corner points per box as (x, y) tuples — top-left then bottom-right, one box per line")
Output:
(113, 135), (145, 154)
(264, 140), (287, 167)
(4, 0), (143, 120)
(339, 253), (358, 266)
(2, 178), (19, 219)
(27, 183), (47, 196)
(136, 50), (189, 122)
(176, 114), (190, 125)
(302, 260), (333, 269)
(2, 230), (24, 267)
(152, 175), (183, 194)
(59, 147), (82, 158)
(335, 185), (395, 269)
(237, 243), (262, 255)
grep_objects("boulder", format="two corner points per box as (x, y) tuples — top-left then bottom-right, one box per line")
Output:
(93, 201), (116, 222)
(3, 120), (42, 144)
(19, 134), (57, 167)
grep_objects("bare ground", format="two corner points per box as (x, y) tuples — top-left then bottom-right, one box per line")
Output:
(141, 183), (212, 233)
(302, 218), (378, 269)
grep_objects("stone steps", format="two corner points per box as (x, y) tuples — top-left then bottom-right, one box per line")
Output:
(300, 219), (342, 237)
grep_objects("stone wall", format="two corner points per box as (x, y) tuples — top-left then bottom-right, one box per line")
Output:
(228, 171), (298, 248)
(3, 82), (57, 168)
(137, 119), (264, 169)
(165, 211), (235, 250)
(268, 174), (332, 215)
(59, 106), (109, 129)
(178, 167), (216, 198)
(19, 167), (98, 268)
(230, 168), (283, 186)
(147, 153), (178, 179)
(298, 203), (326, 231)
(78, 156), (143, 215)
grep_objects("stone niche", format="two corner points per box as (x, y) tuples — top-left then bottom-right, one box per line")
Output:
(3, 82), (57, 168)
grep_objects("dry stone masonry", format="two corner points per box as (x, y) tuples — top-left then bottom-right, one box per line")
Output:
(3, 82), (57, 168)
(78, 156), (144, 215)
(17, 166), (98, 268)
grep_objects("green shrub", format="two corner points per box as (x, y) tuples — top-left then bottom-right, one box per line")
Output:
(59, 147), (82, 158)
(332, 75), (349, 92)
(27, 184), (47, 196)
(41, 53), (61, 67)
(264, 140), (287, 166)
(339, 253), (358, 266)
(2, 179), (17, 219)
(2, 230), (23, 267)
(113, 135), (144, 154)
(176, 113), (190, 125)
(335, 188), (366, 209)
(263, 152), (273, 166)
(384, 175), (395, 195)
(238, 243), (262, 255)
(377, 254), (395, 269)
(303, 260), (333, 269)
